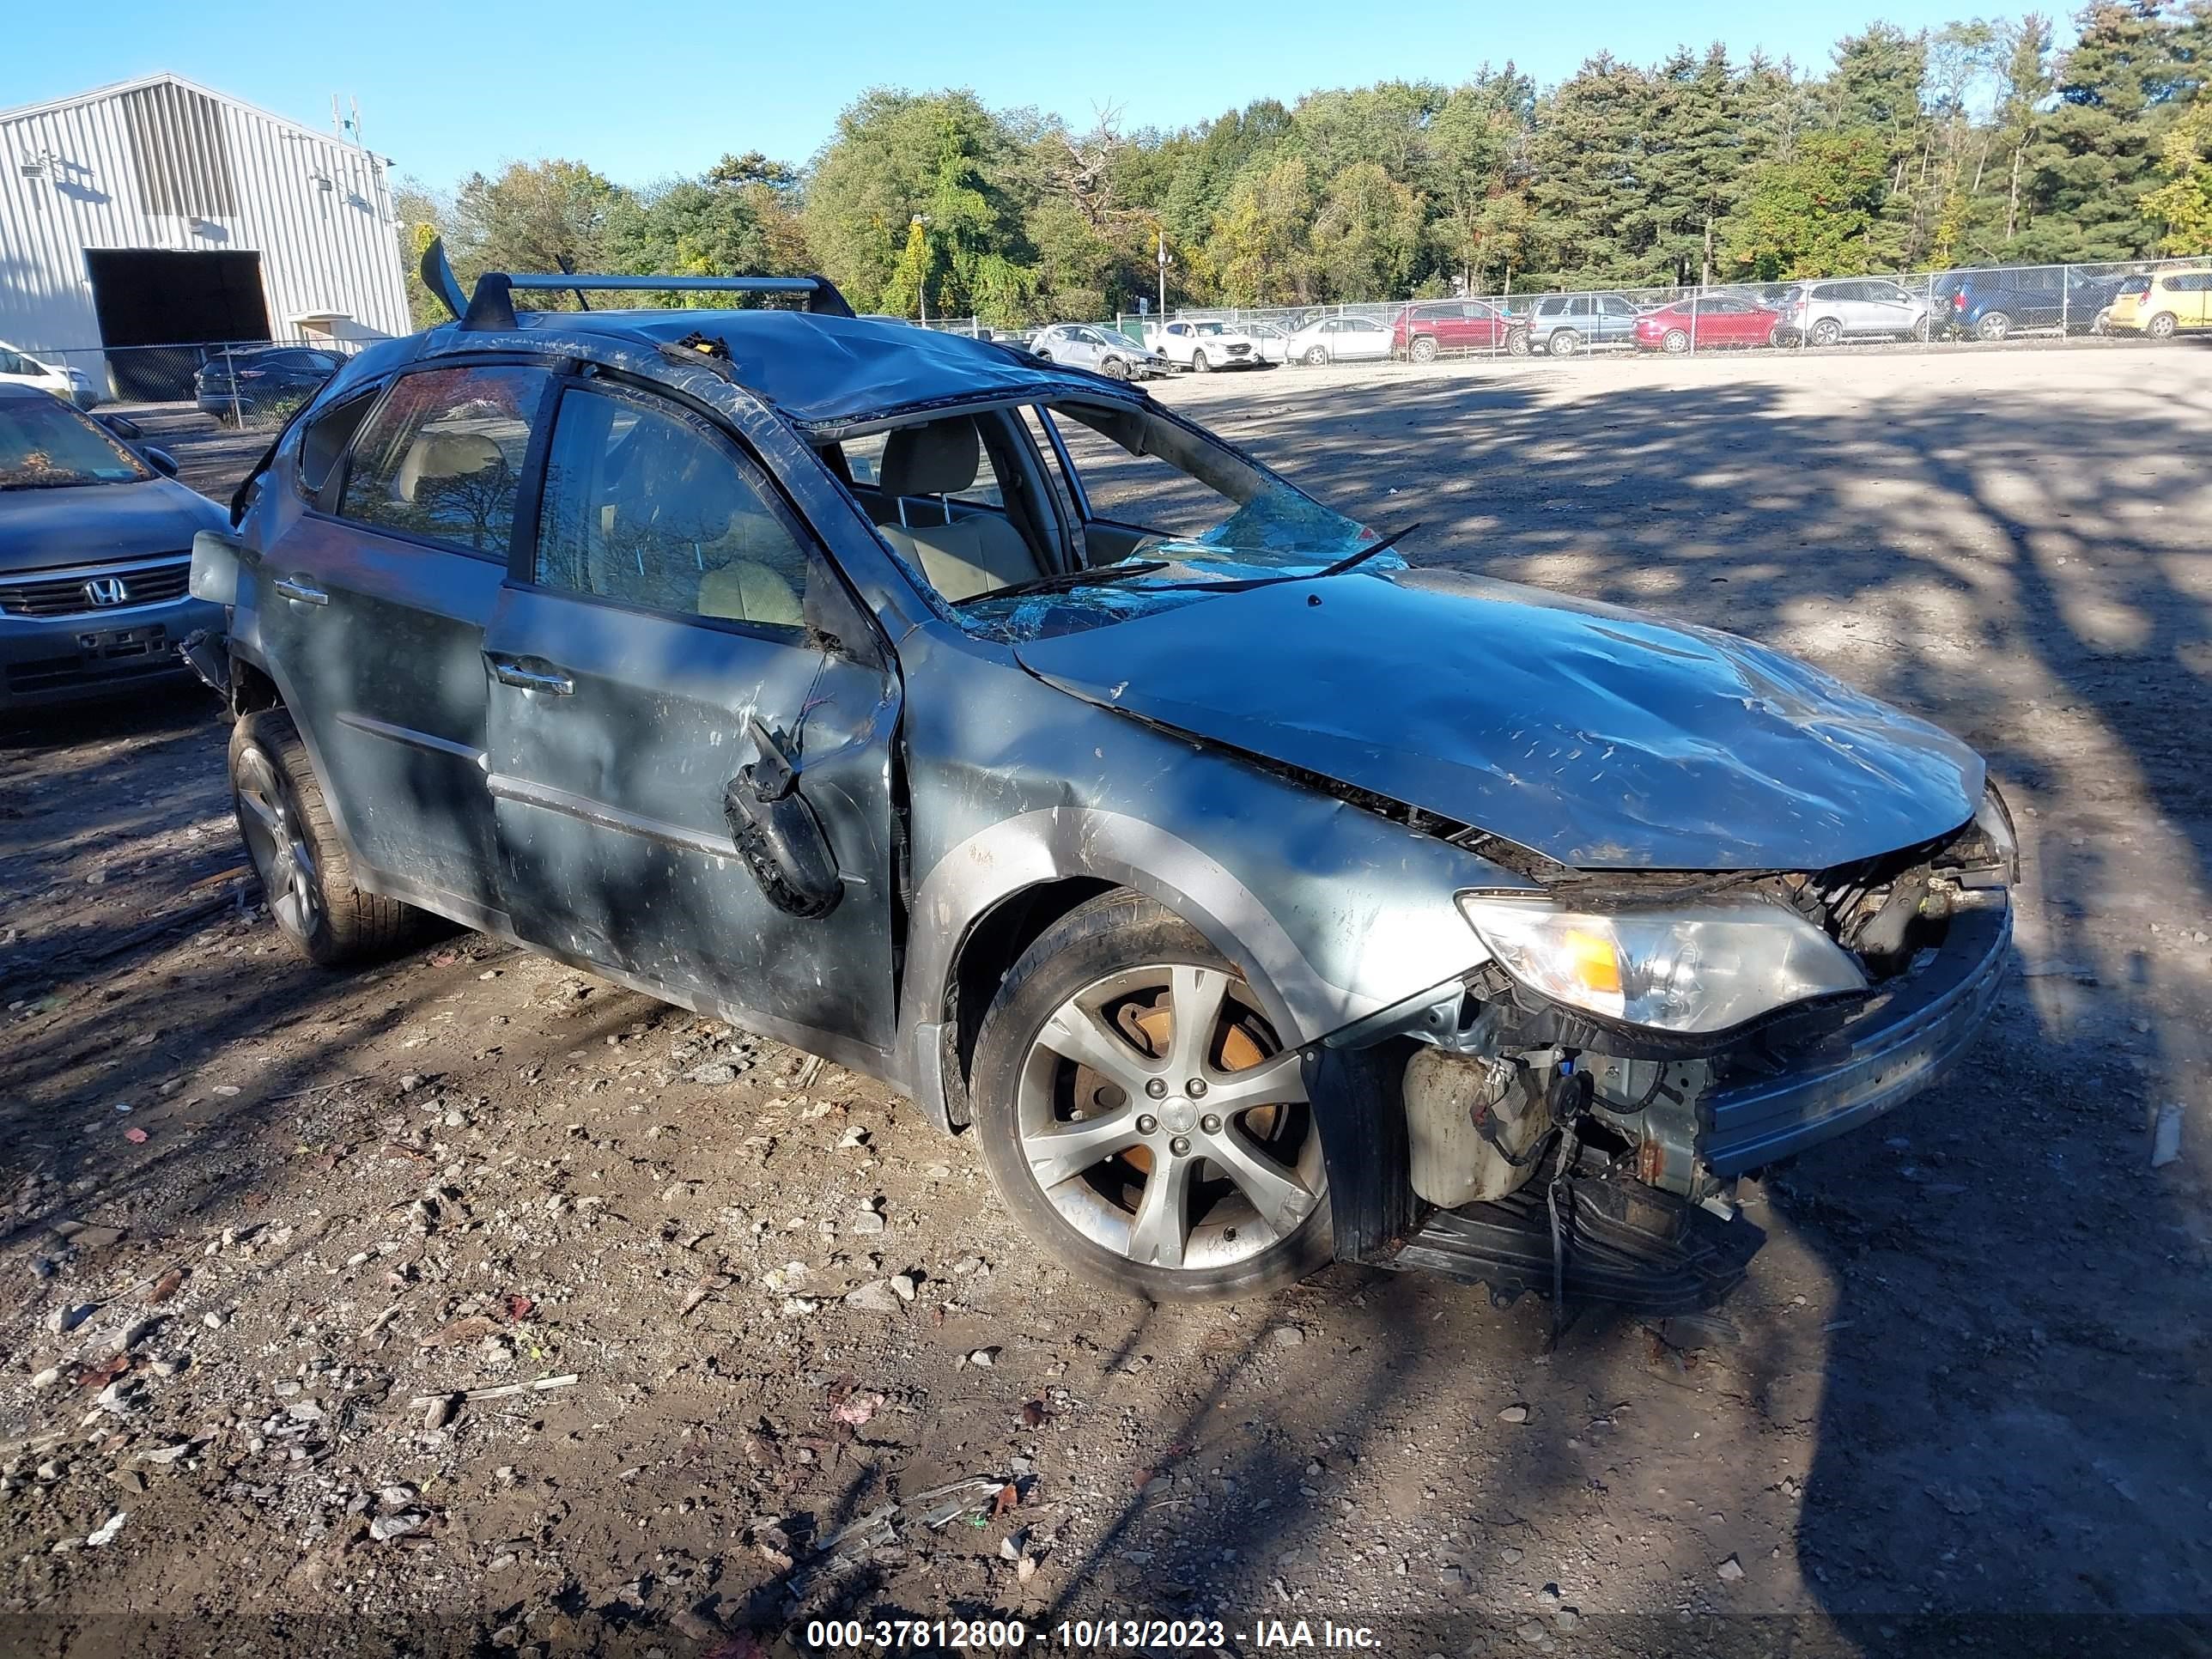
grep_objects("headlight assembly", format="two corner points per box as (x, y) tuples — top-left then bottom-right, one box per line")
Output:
(1456, 894), (1867, 1036)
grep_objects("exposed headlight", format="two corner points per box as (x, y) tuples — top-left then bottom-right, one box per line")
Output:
(1456, 894), (1867, 1035)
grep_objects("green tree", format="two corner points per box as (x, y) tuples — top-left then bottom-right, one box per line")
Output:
(1207, 154), (1319, 304)
(2016, 0), (2212, 261)
(2142, 94), (2212, 246)
(1310, 161), (1425, 296)
(1723, 127), (1898, 276)
(448, 160), (624, 307)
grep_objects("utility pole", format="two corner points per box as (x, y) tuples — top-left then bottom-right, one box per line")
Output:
(1157, 230), (1173, 323)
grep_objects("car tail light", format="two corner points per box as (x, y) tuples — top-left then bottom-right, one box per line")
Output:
(1951, 292), (1966, 311)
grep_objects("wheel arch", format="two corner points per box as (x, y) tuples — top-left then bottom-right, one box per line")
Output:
(897, 809), (1351, 1136)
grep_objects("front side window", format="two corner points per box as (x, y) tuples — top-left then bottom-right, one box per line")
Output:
(534, 386), (817, 629)
(337, 364), (550, 554)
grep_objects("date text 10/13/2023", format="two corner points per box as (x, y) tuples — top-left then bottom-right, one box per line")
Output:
(804, 1619), (1383, 1650)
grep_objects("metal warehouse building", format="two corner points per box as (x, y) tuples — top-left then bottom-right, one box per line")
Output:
(0, 73), (409, 398)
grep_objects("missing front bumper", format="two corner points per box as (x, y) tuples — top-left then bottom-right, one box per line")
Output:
(1699, 900), (2012, 1177)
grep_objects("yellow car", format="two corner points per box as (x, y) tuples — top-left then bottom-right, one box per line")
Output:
(2105, 267), (2212, 338)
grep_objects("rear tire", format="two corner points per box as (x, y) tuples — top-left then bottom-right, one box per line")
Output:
(1975, 312), (2011, 342)
(2148, 312), (2179, 340)
(229, 709), (421, 966)
(1662, 328), (1690, 354)
(1409, 336), (1439, 364)
(971, 891), (1333, 1303)
(1808, 319), (1843, 348)
(1547, 327), (1582, 357)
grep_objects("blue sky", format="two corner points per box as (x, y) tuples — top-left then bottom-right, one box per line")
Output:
(6, 0), (2002, 190)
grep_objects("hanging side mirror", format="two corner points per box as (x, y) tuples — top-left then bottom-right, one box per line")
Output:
(722, 717), (842, 919)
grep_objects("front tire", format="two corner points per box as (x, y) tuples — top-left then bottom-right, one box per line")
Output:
(971, 892), (1332, 1303)
(1100, 356), (1130, 380)
(1191, 348), (1211, 372)
(229, 709), (420, 966)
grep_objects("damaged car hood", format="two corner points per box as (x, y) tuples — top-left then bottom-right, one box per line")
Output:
(1014, 567), (1984, 872)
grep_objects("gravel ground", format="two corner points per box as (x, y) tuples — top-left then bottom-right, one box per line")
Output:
(2, 342), (2208, 1659)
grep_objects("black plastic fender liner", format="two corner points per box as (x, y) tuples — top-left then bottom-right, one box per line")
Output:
(1387, 1177), (1764, 1314)
(1303, 1041), (1416, 1266)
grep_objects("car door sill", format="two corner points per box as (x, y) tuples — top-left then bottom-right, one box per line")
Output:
(360, 861), (905, 1090)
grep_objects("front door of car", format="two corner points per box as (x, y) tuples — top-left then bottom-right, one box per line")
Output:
(260, 360), (557, 918)
(480, 375), (901, 1056)
(2177, 273), (2212, 328)
(1862, 281), (1920, 335)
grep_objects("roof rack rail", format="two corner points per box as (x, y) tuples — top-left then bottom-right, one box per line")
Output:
(417, 237), (856, 331)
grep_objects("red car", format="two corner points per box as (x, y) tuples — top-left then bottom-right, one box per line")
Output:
(1632, 295), (1785, 352)
(1392, 299), (1517, 362)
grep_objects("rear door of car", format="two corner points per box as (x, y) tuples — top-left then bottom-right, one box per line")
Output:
(478, 372), (902, 1056)
(262, 358), (557, 920)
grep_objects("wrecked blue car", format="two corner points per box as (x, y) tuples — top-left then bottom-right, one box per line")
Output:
(186, 247), (2014, 1306)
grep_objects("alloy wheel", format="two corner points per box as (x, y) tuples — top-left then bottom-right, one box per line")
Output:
(1663, 329), (1690, 353)
(1013, 962), (1322, 1272)
(234, 745), (322, 944)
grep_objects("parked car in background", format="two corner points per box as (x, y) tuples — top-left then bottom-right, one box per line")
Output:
(0, 340), (100, 409)
(1028, 324), (1170, 380)
(194, 345), (343, 424)
(0, 384), (224, 712)
(1243, 321), (1293, 364)
(192, 247), (2018, 1308)
(1284, 313), (1394, 364)
(1931, 268), (2139, 340)
(1392, 300), (1516, 362)
(1526, 293), (1645, 356)
(1778, 279), (1929, 346)
(1632, 294), (1786, 352)
(2102, 267), (2212, 338)
(1146, 319), (1267, 372)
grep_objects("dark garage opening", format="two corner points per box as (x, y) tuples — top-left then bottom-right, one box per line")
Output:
(84, 248), (270, 400)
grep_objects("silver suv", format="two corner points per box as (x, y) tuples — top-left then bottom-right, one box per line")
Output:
(1780, 279), (1931, 346)
(1527, 293), (1645, 356)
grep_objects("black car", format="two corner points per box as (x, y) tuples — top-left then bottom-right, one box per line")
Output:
(1930, 269), (2138, 340)
(193, 346), (343, 425)
(0, 385), (227, 712)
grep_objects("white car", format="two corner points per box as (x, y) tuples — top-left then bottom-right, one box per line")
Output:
(1029, 323), (1170, 380)
(1284, 314), (1394, 365)
(0, 340), (100, 408)
(1146, 319), (1267, 371)
(1243, 321), (1294, 364)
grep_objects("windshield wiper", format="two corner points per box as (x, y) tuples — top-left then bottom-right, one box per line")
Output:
(1146, 522), (1423, 594)
(953, 560), (1169, 606)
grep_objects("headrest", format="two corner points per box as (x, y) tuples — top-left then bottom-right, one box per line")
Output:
(393, 430), (504, 503)
(879, 416), (981, 498)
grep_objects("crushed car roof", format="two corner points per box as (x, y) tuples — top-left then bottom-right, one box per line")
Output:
(509, 308), (1130, 429)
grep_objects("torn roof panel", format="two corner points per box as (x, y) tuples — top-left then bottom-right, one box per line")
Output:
(506, 308), (1133, 428)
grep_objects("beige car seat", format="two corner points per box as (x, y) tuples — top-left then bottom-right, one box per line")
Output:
(392, 429), (506, 504)
(874, 416), (1041, 602)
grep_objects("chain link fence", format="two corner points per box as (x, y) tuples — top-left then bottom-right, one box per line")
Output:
(14, 335), (370, 428)
(1087, 255), (2210, 367)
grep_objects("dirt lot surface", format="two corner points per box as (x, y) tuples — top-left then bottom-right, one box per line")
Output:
(3, 343), (2209, 1658)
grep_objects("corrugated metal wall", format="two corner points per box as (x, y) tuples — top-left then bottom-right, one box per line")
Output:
(0, 75), (410, 355)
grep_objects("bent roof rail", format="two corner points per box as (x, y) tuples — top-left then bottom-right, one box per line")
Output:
(416, 236), (855, 332)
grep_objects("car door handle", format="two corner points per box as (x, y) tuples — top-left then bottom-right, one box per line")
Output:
(272, 576), (328, 606)
(487, 655), (574, 696)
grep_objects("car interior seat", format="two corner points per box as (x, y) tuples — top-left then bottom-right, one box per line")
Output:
(392, 429), (507, 506)
(872, 416), (1042, 602)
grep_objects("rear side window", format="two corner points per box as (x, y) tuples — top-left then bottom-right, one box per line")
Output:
(337, 364), (552, 556)
(534, 386), (817, 630)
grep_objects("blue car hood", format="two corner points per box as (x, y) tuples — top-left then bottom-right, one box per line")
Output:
(1013, 566), (1984, 872)
(0, 477), (225, 575)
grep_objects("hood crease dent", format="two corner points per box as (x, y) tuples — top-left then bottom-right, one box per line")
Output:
(1013, 567), (1983, 872)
